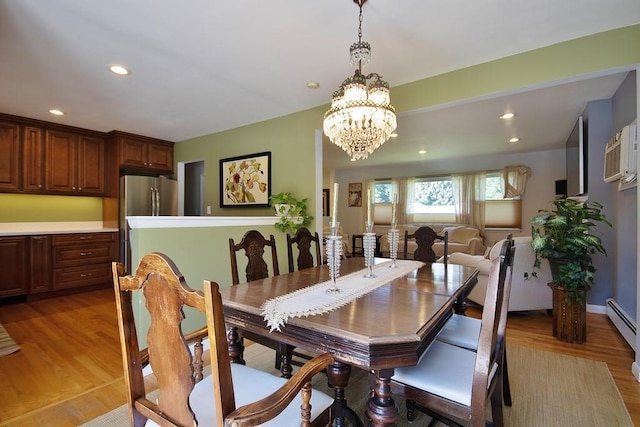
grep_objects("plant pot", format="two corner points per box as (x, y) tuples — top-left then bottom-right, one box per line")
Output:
(549, 283), (587, 344)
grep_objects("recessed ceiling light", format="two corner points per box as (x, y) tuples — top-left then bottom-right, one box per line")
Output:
(306, 81), (320, 89)
(109, 64), (131, 76)
(49, 109), (64, 116)
(418, 149), (427, 154)
(499, 113), (516, 119)
(509, 137), (520, 143)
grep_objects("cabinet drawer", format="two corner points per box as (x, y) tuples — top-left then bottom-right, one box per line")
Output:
(53, 232), (116, 246)
(53, 264), (111, 290)
(53, 243), (116, 268)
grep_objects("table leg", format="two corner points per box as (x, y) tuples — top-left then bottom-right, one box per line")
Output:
(227, 327), (245, 364)
(366, 368), (397, 426)
(326, 361), (364, 427)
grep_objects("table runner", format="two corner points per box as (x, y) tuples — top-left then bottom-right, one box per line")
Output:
(262, 259), (424, 331)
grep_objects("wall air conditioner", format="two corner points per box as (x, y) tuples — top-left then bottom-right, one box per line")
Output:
(603, 122), (637, 183)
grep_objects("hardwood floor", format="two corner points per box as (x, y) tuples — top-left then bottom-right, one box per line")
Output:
(1, 288), (639, 426)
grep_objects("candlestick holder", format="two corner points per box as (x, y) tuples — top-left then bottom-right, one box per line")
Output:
(363, 222), (376, 278)
(326, 222), (342, 294)
(388, 227), (400, 268)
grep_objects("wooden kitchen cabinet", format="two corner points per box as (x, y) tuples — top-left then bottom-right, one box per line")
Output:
(52, 232), (117, 291)
(22, 126), (46, 192)
(0, 236), (28, 297)
(0, 120), (21, 192)
(113, 132), (174, 174)
(29, 235), (52, 294)
(45, 129), (106, 196)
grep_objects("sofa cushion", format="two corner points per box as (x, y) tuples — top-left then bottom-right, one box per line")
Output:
(444, 226), (480, 244)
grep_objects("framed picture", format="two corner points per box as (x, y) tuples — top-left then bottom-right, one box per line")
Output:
(348, 182), (362, 207)
(220, 151), (271, 207)
(322, 188), (330, 217)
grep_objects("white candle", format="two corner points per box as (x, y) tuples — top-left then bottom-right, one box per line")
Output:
(367, 189), (372, 224)
(391, 193), (398, 226)
(332, 183), (339, 226)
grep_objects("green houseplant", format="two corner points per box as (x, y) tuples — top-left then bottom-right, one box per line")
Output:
(269, 192), (313, 234)
(527, 197), (611, 343)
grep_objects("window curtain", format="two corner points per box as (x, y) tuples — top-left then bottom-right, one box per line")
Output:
(451, 172), (486, 234)
(394, 178), (411, 225)
(502, 165), (531, 198)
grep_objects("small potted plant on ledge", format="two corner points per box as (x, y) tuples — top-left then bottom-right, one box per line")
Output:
(269, 192), (313, 234)
(527, 197), (611, 343)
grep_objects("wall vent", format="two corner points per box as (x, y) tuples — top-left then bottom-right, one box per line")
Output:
(604, 122), (637, 183)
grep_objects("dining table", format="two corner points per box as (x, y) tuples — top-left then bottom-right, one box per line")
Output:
(219, 257), (478, 426)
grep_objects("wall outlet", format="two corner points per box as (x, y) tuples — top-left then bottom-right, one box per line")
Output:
(206, 205), (212, 215)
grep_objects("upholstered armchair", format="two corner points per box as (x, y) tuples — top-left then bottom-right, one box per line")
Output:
(447, 236), (552, 312)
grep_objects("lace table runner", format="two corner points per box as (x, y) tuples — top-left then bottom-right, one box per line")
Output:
(262, 259), (424, 331)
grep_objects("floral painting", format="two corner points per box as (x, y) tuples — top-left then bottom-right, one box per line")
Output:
(220, 152), (271, 207)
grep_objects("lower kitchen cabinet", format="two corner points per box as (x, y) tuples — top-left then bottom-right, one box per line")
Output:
(0, 231), (117, 300)
(0, 236), (28, 297)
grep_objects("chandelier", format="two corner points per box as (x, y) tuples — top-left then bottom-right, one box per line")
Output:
(323, 0), (397, 161)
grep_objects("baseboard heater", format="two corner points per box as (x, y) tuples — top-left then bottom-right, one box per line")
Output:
(606, 298), (636, 350)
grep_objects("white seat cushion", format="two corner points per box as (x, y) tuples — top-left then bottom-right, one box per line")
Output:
(436, 314), (480, 350)
(148, 363), (334, 426)
(394, 341), (477, 406)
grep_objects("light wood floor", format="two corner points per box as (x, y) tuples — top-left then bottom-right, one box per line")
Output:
(1, 288), (639, 426)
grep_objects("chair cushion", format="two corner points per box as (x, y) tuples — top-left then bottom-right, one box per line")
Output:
(436, 314), (480, 350)
(394, 341), (477, 406)
(148, 363), (334, 426)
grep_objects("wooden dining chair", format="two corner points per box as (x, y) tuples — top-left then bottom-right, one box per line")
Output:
(229, 230), (294, 377)
(112, 252), (335, 427)
(229, 229), (279, 286)
(436, 235), (514, 406)
(389, 237), (514, 426)
(403, 226), (448, 264)
(287, 227), (322, 273)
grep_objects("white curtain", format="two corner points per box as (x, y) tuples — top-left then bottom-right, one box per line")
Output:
(451, 172), (486, 233)
(502, 165), (531, 198)
(395, 177), (411, 225)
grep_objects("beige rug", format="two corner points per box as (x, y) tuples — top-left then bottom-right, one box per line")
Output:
(0, 324), (20, 357)
(81, 343), (633, 426)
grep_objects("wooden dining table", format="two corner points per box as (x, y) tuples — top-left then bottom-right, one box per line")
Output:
(219, 257), (478, 426)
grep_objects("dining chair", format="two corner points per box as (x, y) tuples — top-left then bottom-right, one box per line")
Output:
(229, 230), (294, 377)
(112, 252), (335, 426)
(286, 227), (322, 273)
(403, 226), (448, 264)
(389, 237), (514, 426)
(436, 235), (514, 406)
(229, 229), (279, 286)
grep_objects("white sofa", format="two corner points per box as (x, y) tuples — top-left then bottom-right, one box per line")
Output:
(379, 224), (485, 258)
(447, 236), (553, 312)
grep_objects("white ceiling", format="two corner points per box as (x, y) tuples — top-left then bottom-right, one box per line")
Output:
(1, 0), (638, 170)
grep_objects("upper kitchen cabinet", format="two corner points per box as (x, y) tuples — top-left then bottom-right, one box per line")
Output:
(45, 129), (106, 196)
(22, 126), (46, 192)
(110, 131), (174, 174)
(0, 120), (21, 192)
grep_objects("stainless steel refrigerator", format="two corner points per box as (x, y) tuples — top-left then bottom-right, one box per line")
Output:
(120, 175), (178, 270)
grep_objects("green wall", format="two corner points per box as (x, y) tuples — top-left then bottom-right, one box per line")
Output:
(129, 223), (288, 346)
(0, 194), (103, 222)
(173, 25), (640, 222)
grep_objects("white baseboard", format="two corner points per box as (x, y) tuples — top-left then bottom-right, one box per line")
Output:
(586, 303), (606, 314)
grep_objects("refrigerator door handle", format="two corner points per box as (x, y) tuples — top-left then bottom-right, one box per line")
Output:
(153, 187), (159, 216)
(149, 187), (156, 216)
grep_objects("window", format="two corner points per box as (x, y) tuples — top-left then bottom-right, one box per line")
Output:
(485, 172), (521, 228)
(373, 181), (393, 223)
(410, 177), (455, 223)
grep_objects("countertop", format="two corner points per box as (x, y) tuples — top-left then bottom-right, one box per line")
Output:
(0, 221), (118, 236)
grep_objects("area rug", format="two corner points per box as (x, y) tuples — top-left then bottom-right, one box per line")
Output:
(0, 324), (20, 357)
(81, 343), (633, 426)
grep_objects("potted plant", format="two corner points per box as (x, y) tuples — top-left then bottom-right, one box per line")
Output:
(269, 192), (313, 234)
(527, 197), (611, 343)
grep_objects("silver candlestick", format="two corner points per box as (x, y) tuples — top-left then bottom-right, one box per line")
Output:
(326, 222), (342, 294)
(363, 222), (376, 278)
